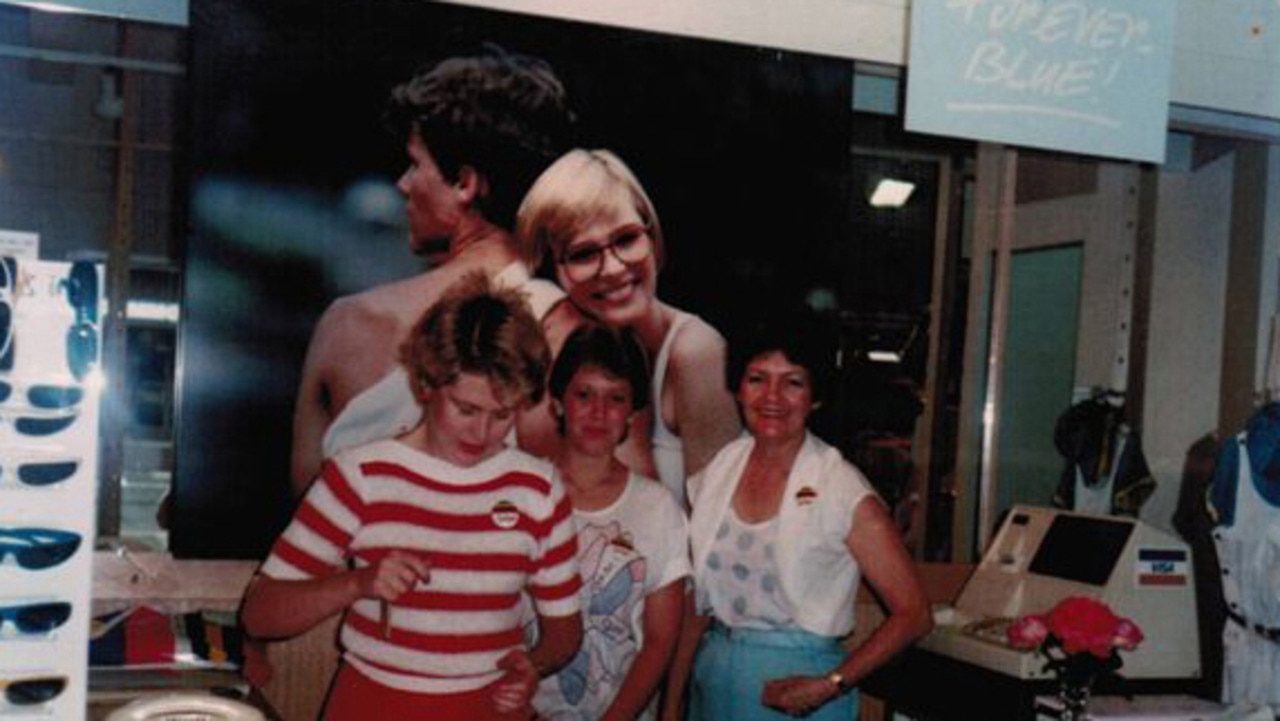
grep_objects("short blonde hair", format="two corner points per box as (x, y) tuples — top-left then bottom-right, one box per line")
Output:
(515, 149), (666, 272)
(400, 272), (550, 407)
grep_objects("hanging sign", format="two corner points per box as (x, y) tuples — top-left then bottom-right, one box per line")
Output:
(905, 0), (1177, 163)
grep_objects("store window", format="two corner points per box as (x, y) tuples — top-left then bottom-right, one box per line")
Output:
(0, 4), (185, 548)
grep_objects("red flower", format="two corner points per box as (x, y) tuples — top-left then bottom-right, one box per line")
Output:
(1009, 596), (1142, 689)
(1007, 614), (1049, 650)
(1045, 596), (1123, 658)
(1113, 618), (1144, 651)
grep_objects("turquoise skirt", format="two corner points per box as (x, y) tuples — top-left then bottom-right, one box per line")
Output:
(689, 622), (859, 721)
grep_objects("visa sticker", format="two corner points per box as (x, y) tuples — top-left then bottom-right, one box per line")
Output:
(1135, 547), (1187, 587)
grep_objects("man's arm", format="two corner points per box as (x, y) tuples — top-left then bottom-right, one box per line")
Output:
(290, 298), (402, 498)
(290, 305), (342, 499)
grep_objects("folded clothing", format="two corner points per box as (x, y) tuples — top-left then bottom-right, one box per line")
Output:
(90, 605), (244, 670)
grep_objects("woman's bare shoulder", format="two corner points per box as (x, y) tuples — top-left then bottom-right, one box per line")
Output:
(667, 311), (728, 364)
(541, 298), (587, 352)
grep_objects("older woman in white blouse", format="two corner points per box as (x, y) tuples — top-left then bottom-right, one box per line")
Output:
(665, 311), (932, 720)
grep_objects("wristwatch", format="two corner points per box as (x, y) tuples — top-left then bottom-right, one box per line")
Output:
(825, 670), (850, 695)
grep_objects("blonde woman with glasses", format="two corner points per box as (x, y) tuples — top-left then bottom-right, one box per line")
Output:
(515, 149), (741, 505)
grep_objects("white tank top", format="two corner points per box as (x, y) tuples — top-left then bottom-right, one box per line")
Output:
(652, 311), (695, 506)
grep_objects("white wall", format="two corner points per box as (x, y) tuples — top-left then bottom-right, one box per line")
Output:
(438, 0), (910, 66)
(1257, 145), (1280, 397)
(1171, 0), (1280, 123)
(5, 0), (1273, 119)
(442, 0), (1280, 122)
(1010, 165), (1136, 395)
(1141, 153), (1235, 529)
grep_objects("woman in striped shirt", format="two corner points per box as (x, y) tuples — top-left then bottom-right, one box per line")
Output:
(242, 273), (583, 720)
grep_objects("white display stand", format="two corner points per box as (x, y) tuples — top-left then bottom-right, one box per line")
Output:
(0, 256), (102, 719)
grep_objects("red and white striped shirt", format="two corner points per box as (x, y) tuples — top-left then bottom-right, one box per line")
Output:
(261, 439), (581, 694)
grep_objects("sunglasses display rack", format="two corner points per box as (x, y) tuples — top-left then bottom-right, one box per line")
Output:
(0, 256), (102, 719)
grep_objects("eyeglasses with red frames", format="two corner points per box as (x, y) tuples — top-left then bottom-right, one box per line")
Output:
(557, 223), (653, 284)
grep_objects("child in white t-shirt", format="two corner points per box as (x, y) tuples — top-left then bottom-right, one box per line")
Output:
(532, 323), (690, 721)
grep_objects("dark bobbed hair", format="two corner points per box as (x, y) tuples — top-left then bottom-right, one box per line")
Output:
(401, 272), (550, 408)
(727, 307), (838, 402)
(385, 46), (576, 229)
(548, 324), (651, 436)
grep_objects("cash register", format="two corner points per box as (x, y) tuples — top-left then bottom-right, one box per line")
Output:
(918, 505), (1201, 681)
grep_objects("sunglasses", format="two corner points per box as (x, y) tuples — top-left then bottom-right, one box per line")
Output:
(61, 261), (98, 381)
(0, 452), (80, 487)
(0, 257), (14, 372)
(0, 527), (81, 570)
(0, 601), (71, 635)
(0, 675), (66, 706)
(0, 379), (83, 410)
(0, 407), (79, 436)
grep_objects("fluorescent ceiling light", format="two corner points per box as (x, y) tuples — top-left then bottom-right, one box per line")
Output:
(868, 178), (915, 208)
(866, 349), (902, 364)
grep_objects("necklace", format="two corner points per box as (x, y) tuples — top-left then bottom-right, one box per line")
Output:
(559, 459), (626, 511)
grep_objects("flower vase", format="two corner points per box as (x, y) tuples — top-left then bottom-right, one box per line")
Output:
(1055, 676), (1092, 721)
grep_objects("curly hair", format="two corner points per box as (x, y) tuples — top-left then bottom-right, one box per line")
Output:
(727, 307), (838, 402)
(401, 272), (551, 408)
(386, 47), (576, 229)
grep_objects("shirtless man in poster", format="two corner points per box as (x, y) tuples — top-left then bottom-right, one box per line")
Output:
(288, 50), (577, 497)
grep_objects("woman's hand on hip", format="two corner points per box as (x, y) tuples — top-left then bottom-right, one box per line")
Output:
(761, 675), (839, 717)
(492, 649), (539, 714)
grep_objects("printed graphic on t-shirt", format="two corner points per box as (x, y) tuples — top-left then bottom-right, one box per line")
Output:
(550, 520), (647, 718)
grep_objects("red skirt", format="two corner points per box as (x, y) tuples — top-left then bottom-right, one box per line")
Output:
(322, 663), (533, 721)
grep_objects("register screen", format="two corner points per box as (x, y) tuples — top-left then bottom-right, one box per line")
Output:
(1027, 514), (1133, 585)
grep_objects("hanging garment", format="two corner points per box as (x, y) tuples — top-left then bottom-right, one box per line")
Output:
(1052, 397), (1155, 516)
(1211, 404), (1280, 709)
(1172, 433), (1226, 701)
